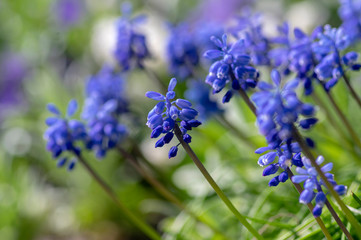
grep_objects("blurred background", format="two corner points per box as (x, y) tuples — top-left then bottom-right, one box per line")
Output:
(1, 0), (360, 239)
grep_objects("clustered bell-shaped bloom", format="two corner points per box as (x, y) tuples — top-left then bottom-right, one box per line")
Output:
(146, 78), (201, 158)
(114, 3), (150, 71)
(313, 25), (361, 91)
(229, 11), (270, 66)
(338, 0), (361, 43)
(252, 69), (317, 148)
(82, 66), (128, 158)
(185, 80), (223, 121)
(44, 100), (87, 170)
(204, 34), (258, 103)
(255, 141), (303, 187)
(292, 156), (347, 217)
(166, 24), (200, 79)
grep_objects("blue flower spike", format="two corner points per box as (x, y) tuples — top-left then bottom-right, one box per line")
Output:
(146, 78), (201, 158)
(291, 156), (347, 217)
(44, 100), (87, 170)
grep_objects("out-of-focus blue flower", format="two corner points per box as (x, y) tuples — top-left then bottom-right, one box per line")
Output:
(44, 100), (87, 170)
(312, 25), (360, 91)
(52, 0), (85, 28)
(229, 11), (270, 66)
(0, 52), (28, 113)
(268, 23), (291, 72)
(204, 34), (258, 102)
(82, 65), (128, 121)
(251, 69), (316, 148)
(82, 66), (128, 158)
(114, 3), (150, 71)
(146, 78), (201, 158)
(338, 0), (361, 43)
(185, 80), (223, 121)
(292, 156), (347, 217)
(166, 24), (200, 79)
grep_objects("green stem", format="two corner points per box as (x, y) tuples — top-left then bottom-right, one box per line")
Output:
(324, 199), (353, 240)
(174, 125), (264, 239)
(292, 127), (361, 239)
(342, 73), (361, 109)
(324, 90), (361, 149)
(311, 92), (353, 147)
(286, 168), (333, 240)
(76, 153), (162, 240)
(117, 147), (229, 239)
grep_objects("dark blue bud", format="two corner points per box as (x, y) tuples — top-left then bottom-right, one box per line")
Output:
(232, 79), (241, 90)
(315, 192), (326, 206)
(334, 185), (347, 195)
(67, 159), (77, 171)
(217, 64), (229, 79)
(352, 64), (361, 71)
(166, 91), (176, 100)
(168, 146), (178, 158)
(271, 69), (281, 86)
(263, 164), (279, 176)
(183, 134), (192, 143)
(163, 132), (174, 144)
(57, 157), (67, 167)
(47, 103), (61, 116)
(312, 205), (323, 217)
(222, 91), (233, 103)
(299, 189), (315, 204)
(155, 138), (165, 148)
(300, 104), (315, 116)
(299, 118), (318, 129)
(305, 137), (315, 148)
(155, 102), (165, 114)
(188, 120), (202, 128)
(168, 78), (177, 91)
(269, 176), (280, 187)
(278, 171), (289, 182)
(181, 120), (191, 130)
(151, 126), (163, 138)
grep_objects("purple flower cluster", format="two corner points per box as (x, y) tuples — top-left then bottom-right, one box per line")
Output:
(292, 156), (347, 217)
(44, 100), (87, 170)
(82, 66), (128, 158)
(251, 70), (316, 148)
(114, 3), (150, 71)
(204, 34), (258, 103)
(146, 78), (201, 158)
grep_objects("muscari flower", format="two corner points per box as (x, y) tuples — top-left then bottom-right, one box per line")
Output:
(338, 0), (361, 43)
(228, 10), (270, 66)
(52, 0), (85, 28)
(255, 141), (302, 187)
(146, 78), (201, 158)
(82, 66), (128, 158)
(114, 3), (150, 71)
(166, 23), (200, 79)
(204, 34), (258, 103)
(251, 69), (316, 149)
(44, 100), (87, 170)
(292, 156), (347, 217)
(313, 25), (361, 91)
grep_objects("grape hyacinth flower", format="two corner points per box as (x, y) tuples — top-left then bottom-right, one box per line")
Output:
(185, 80), (223, 121)
(229, 11), (270, 66)
(255, 141), (302, 187)
(292, 156), (347, 217)
(338, 0), (361, 43)
(166, 24), (200, 79)
(114, 3), (150, 71)
(52, 0), (85, 28)
(204, 34), (258, 103)
(313, 25), (361, 92)
(82, 66), (128, 158)
(44, 100), (87, 170)
(251, 69), (317, 149)
(146, 78), (201, 158)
